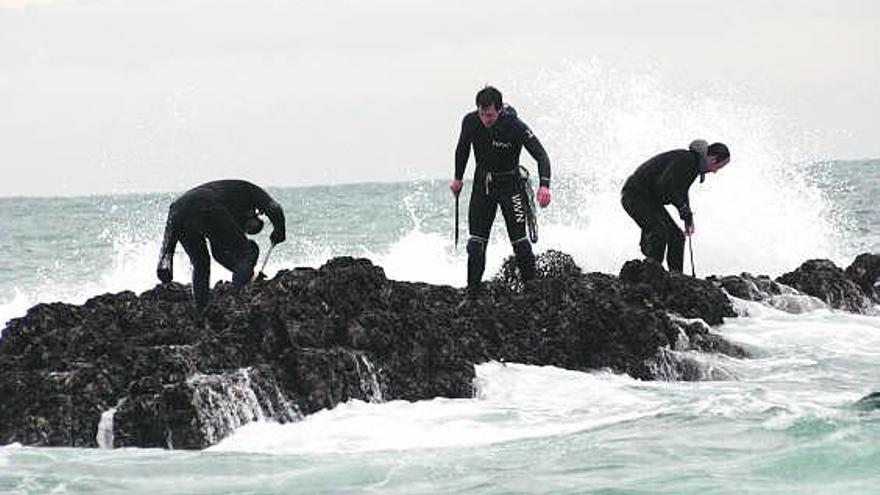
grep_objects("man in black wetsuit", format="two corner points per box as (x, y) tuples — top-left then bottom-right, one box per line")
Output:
(621, 140), (730, 272)
(449, 86), (552, 293)
(156, 179), (286, 312)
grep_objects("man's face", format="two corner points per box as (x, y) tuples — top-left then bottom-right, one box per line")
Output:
(478, 104), (501, 128)
(707, 156), (730, 173)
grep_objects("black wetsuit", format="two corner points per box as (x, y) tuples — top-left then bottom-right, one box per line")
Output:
(455, 106), (551, 289)
(620, 149), (701, 272)
(157, 180), (286, 311)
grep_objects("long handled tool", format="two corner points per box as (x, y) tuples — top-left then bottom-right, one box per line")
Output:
(252, 242), (277, 282)
(454, 189), (461, 249)
(688, 235), (696, 278)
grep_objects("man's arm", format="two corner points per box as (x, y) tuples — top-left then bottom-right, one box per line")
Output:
(264, 199), (286, 244)
(156, 205), (179, 283)
(454, 115), (474, 181)
(249, 185), (287, 244)
(656, 155), (695, 228)
(451, 114), (474, 194)
(516, 117), (552, 207)
(516, 118), (551, 188)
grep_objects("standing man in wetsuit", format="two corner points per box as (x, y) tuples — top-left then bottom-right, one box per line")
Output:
(449, 86), (552, 293)
(621, 140), (730, 272)
(156, 179), (286, 312)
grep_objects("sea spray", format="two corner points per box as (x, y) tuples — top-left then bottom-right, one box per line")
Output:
(187, 368), (300, 445)
(347, 351), (384, 403)
(96, 406), (117, 449)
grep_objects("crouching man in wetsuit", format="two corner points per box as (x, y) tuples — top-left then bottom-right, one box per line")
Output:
(449, 86), (552, 294)
(621, 140), (730, 272)
(156, 179), (286, 312)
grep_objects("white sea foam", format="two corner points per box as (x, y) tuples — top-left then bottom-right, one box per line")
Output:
(208, 314), (880, 456)
(209, 362), (665, 455)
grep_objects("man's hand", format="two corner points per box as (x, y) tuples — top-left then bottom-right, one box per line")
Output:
(449, 179), (463, 196)
(270, 229), (286, 245)
(536, 185), (551, 208)
(684, 222), (695, 236)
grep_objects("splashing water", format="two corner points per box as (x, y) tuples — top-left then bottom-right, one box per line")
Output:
(510, 59), (845, 276)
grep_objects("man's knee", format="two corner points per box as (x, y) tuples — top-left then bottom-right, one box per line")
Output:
(467, 237), (487, 258)
(230, 241), (259, 289)
(642, 226), (667, 255)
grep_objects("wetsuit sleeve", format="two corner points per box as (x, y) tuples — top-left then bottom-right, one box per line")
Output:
(516, 118), (551, 188)
(454, 114), (474, 181)
(656, 156), (694, 226)
(264, 199), (286, 244)
(241, 183), (287, 244)
(251, 186), (287, 244)
(156, 204), (179, 283)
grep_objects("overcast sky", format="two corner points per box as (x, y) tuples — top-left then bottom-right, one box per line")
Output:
(1, 0), (878, 197)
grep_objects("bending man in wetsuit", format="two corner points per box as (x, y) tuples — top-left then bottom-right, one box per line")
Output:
(449, 86), (552, 293)
(156, 179), (286, 312)
(621, 140), (730, 272)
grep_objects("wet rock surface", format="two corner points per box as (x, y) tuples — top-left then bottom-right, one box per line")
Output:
(618, 258), (737, 326)
(853, 391), (880, 411)
(776, 258), (873, 313)
(706, 254), (880, 315)
(844, 253), (880, 304)
(15, 250), (864, 450)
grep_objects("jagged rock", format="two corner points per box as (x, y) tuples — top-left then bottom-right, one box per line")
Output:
(845, 253), (880, 303)
(495, 249), (582, 291)
(853, 391), (880, 411)
(707, 272), (828, 314)
(618, 259), (736, 326)
(777, 259), (872, 313)
(708, 273), (782, 302)
(0, 252), (748, 450)
(670, 318), (748, 358)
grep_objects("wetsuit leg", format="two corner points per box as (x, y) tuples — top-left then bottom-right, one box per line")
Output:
(466, 237), (488, 289)
(214, 240), (259, 288)
(662, 211), (685, 273)
(467, 175), (498, 289)
(512, 238), (536, 281)
(621, 193), (667, 265)
(200, 202), (258, 289)
(498, 187), (535, 281)
(178, 225), (211, 312)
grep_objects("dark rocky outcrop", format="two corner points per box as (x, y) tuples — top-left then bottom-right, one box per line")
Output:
(618, 258), (736, 326)
(844, 253), (880, 304)
(710, 273), (784, 302)
(706, 254), (880, 315)
(1, 251), (747, 450)
(853, 391), (880, 411)
(707, 272), (828, 314)
(777, 258), (872, 313)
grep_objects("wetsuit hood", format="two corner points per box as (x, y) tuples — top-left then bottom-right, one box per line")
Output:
(244, 216), (264, 235)
(689, 139), (709, 183)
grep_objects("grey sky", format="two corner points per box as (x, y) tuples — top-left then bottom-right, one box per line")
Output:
(1, 0), (878, 197)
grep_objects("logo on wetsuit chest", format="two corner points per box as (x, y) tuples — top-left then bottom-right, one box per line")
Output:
(492, 140), (512, 149)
